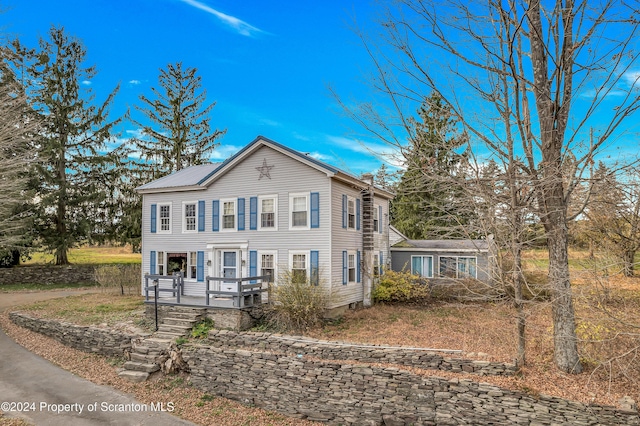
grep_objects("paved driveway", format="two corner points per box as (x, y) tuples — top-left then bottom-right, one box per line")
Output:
(0, 290), (194, 425)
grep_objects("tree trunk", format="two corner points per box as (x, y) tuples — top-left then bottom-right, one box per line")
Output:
(546, 212), (582, 373)
(623, 249), (635, 277)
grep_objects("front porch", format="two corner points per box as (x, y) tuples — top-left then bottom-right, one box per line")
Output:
(143, 273), (270, 309)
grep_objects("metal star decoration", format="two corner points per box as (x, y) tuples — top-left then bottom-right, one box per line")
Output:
(255, 158), (274, 180)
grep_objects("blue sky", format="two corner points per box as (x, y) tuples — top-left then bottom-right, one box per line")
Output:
(2, 0), (394, 176)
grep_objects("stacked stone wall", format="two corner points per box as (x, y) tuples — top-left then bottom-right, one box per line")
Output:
(9, 312), (141, 357)
(184, 344), (639, 425)
(207, 329), (516, 376)
(0, 265), (96, 285)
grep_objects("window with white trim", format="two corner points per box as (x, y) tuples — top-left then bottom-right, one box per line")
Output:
(289, 251), (308, 283)
(290, 193), (309, 228)
(221, 199), (236, 231)
(348, 252), (356, 283)
(158, 203), (172, 233)
(347, 198), (356, 229)
(373, 205), (380, 232)
(439, 256), (477, 279)
(259, 195), (277, 230)
(411, 255), (433, 278)
(188, 252), (197, 279)
(157, 251), (165, 275)
(183, 202), (197, 232)
(260, 251), (277, 283)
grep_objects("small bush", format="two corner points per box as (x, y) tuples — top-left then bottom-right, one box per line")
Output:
(372, 270), (431, 303)
(190, 317), (215, 339)
(263, 270), (329, 332)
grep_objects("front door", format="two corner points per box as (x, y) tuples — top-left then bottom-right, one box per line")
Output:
(220, 250), (239, 292)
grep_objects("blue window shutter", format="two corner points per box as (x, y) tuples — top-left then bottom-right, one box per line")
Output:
(249, 250), (257, 283)
(356, 198), (361, 231)
(310, 250), (319, 286)
(342, 195), (347, 229)
(379, 205), (383, 234)
(380, 250), (384, 275)
(342, 251), (347, 285)
(150, 251), (156, 275)
(212, 200), (219, 232)
(357, 250), (361, 282)
(196, 251), (204, 282)
(250, 197), (258, 230)
(310, 192), (320, 229)
(238, 198), (245, 231)
(198, 200), (205, 232)
(150, 204), (157, 233)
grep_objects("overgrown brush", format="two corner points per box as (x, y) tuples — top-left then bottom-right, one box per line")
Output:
(94, 264), (141, 295)
(262, 270), (329, 332)
(372, 270), (431, 303)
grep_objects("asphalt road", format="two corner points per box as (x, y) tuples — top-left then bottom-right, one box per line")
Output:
(0, 289), (195, 425)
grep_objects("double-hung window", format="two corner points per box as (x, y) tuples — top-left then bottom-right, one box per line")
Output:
(158, 203), (171, 233)
(290, 251), (308, 283)
(348, 252), (356, 283)
(260, 252), (276, 283)
(157, 251), (165, 275)
(290, 193), (309, 229)
(189, 252), (197, 279)
(259, 196), (277, 230)
(222, 199), (236, 231)
(183, 202), (197, 232)
(373, 205), (379, 232)
(411, 255), (433, 278)
(347, 198), (356, 229)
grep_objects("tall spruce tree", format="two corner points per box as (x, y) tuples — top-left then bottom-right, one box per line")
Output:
(130, 62), (226, 177)
(392, 93), (470, 239)
(13, 26), (121, 265)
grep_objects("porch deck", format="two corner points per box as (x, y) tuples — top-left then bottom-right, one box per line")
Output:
(144, 273), (270, 310)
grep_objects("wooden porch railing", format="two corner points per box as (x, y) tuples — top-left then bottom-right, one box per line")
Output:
(205, 275), (270, 308)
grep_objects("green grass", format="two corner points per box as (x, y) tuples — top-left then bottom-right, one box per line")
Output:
(23, 246), (141, 265)
(0, 282), (99, 292)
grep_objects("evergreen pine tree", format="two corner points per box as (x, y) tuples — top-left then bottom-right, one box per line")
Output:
(392, 93), (471, 239)
(14, 26), (121, 265)
(130, 62), (226, 177)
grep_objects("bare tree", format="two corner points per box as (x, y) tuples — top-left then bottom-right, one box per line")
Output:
(337, 0), (640, 373)
(0, 53), (37, 253)
(584, 162), (640, 277)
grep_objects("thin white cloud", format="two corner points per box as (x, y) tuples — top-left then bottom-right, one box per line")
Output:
(210, 144), (241, 161)
(308, 152), (332, 162)
(258, 118), (281, 127)
(623, 71), (640, 86)
(129, 79), (141, 85)
(177, 0), (265, 37)
(81, 80), (92, 86)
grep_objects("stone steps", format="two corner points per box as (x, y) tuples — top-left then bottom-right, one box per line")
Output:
(120, 308), (206, 382)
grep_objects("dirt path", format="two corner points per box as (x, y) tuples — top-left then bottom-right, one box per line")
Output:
(0, 288), (98, 312)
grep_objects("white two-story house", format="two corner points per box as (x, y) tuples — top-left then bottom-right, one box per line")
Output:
(136, 136), (394, 314)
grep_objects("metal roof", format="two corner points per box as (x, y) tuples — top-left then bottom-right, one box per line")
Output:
(136, 163), (221, 191)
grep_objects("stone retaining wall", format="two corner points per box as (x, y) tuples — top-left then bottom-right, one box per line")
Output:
(0, 265), (97, 285)
(145, 305), (256, 331)
(207, 329), (516, 376)
(9, 312), (141, 357)
(183, 344), (639, 425)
